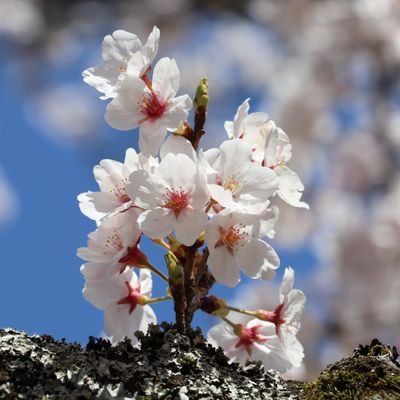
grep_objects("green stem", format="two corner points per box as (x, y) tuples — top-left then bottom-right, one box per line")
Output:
(152, 238), (170, 251)
(143, 260), (169, 283)
(221, 316), (238, 330)
(225, 305), (258, 318)
(145, 295), (172, 305)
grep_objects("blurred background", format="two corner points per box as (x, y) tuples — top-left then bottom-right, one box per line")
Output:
(1, 0), (400, 379)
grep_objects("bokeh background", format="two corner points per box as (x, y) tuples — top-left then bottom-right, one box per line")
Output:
(1, 0), (400, 379)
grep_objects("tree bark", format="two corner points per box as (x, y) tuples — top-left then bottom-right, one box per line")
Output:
(0, 324), (399, 399)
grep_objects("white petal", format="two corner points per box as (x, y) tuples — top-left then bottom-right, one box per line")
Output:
(279, 267), (295, 300)
(139, 269), (153, 296)
(207, 247), (240, 287)
(102, 30), (141, 63)
(82, 65), (118, 99)
(277, 167), (309, 209)
(220, 139), (252, 177)
(139, 119), (168, 157)
(80, 262), (117, 281)
(225, 98), (250, 139)
(208, 184), (235, 208)
(239, 166), (278, 201)
(127, 169), (167, 209)
(143, 26), (160, 65)
(158, 153), (196, 189)
(236, 239), (279, 279)
(174, 209), (208, 246)
(164, 95), (192, 129)
(160, 134), (196, 161)
(138, 208), (175, 239)
(152, 57), (180, 100)
(83, 273), (127, 309)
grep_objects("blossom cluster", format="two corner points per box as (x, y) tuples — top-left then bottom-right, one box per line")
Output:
(78, 26), (307, 373)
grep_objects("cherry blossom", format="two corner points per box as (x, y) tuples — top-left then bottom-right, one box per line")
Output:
(256, 267), (306, 367)
(206, 139), (278, 213)
(78, 208), (146, 280)
(83, 268), (156, 345)
(263, 123), (309, 209)
(83, 27), (160, 100)
(105, 57), (192, 156)
(78, 26), (309, 367)
(78, 148), (157, 223)
(127, 153), (209, 246)
(224, 98), (272, 163)
(208, 319), (293, 372)
(205, 208), (280, 287)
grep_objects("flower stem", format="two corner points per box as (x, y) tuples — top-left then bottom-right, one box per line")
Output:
(152, 238), (170, 251)
(143, 260), (169, 283)
(221, 316), (238, 330)
(225, 305), (258, 318)
(145, 295), (172, 305)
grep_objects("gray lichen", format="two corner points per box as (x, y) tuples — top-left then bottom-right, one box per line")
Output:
(1, 325), (399, 399)
(0, 324), (296, 399)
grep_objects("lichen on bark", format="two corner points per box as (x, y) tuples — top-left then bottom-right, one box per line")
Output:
(0, 325), (399, 399)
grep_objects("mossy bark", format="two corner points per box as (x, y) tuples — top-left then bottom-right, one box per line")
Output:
(0, 324), (399, 399)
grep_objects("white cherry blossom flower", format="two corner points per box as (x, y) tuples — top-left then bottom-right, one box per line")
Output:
(263, 123), (309, 209)
(83, 268), (156, 345)
(205, 208), (280, 287)
(78, 208), (147, 280)
(78, 148), (157, 223)
(83, 27), (160, 100)
(208, 319), (293, 372)
(225, 100), (308, 209)
(224, 98), (272, 163)
(127, 153), (209, 246)
(207, 139), (278, 213)
(256, 267), (306, 367)
(105, 57), (192, 156)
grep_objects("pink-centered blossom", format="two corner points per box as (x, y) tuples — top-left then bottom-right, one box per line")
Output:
(208, 319), (293, 372)
(83, 268), (156, 345)
(105, 57), (192, 156)
(256, 267), (306, 367)
(205, 208), (280, 287)
(78, 208), (146, 280)
(127, 153), (209, 246)
(78, 148), (157, 223)
(206, 139), (278, 213)
(83, 27), (160, 100)
(225, 99), (308, 209)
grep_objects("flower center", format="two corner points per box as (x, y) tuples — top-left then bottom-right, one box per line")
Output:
(117, 281), (142, 314)
(140, 91), (167, 120)
(235, 324), (268, 356)
(214, 225), (246, 254)
(258, 303), (286, 334)
(162, 188), (190, 217)
(222, 176), (242, 194)
(118, 238), (148, 268)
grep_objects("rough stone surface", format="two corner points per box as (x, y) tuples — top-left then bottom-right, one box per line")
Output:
(0, 324), (399, 399)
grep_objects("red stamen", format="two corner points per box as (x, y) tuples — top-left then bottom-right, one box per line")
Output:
(140, 91), (167, 121)
(258, 303), (286, 334)
(162, 189), (190, 217)
(119, 238), (148, 268)
(117, 281), (141, 314)
(234, 324), (268, 356)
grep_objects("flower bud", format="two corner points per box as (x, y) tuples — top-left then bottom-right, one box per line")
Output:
(194, 78), (208, 112)
(165, 252), (183, 283)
